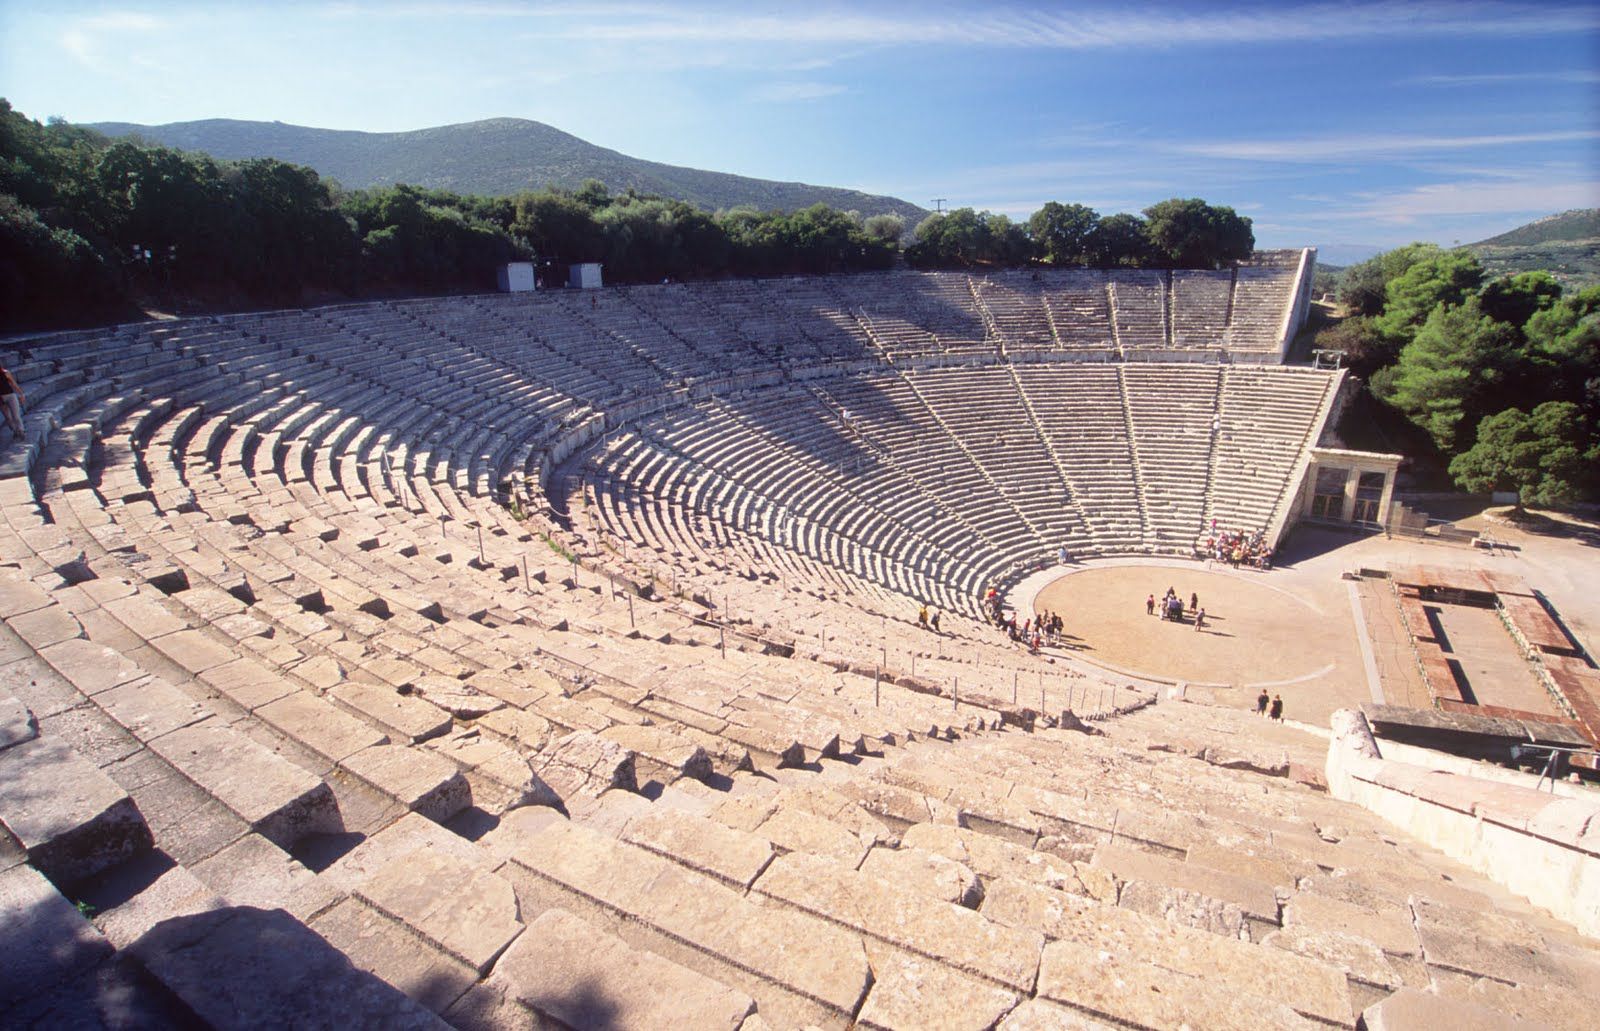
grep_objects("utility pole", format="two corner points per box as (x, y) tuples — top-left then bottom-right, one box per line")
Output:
(930, 198), (948, 213)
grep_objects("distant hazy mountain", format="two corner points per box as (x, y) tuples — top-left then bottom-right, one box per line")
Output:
(89, 116), (927, 223)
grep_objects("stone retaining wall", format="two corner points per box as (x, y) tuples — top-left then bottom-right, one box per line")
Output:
(1326, 708), (1600, 938)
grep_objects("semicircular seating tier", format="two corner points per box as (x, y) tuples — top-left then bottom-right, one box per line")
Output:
(4, 258), (1599, 1030)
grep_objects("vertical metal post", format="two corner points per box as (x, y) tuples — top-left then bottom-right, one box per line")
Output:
(522, 554), (530, 592)
(1013, 670), (1018, 704)
(477, 526), (485, 565)
(953, 676), (958, 711)
(720, 624), (726, 658)
(628, 591), (635, 628)
(572, 557), (579, 585)
(874, 666), (880, 707)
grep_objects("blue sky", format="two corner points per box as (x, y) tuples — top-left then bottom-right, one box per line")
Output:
(3, 1), (1597, 262)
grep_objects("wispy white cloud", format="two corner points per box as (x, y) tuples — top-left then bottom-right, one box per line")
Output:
(533, 1), (1598, 48)
(61, 12), (164, 73)
(751, 81), (847, 102)
(1177, 130), (1600, 162)
(1401, 69), (1600, 86)
(1350, 178), (1600, 224)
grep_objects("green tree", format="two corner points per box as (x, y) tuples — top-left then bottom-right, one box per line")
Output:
(1141, 198), (1253, 268)
(862, 212), (904, 245)
(511, 188), (605, 263)
(1372, 249), (1484, 343)
(1027, 201), (1098, 265)
(1448, 402), (1596, 510)
(1478, 270), (1562, 329)
(1371, 298), (1522, 452)
(1313, 315), (1396, 378)
(1335, 243), (1442, 317)
(1083, 212), (1151, 267)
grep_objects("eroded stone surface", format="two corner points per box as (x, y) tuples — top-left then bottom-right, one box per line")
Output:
(489, 907), (754, 1030)
(622, 806), (774, 888)
(860, 845), (985, 908)
(343, 744), (471, 822)
(855, 942), (1019, 1031)
(0, 692), (38, 752)
(0, 736), (152, 883)
(357, 848), (523, 973)
(145, 717), (338, 848)
(128, 905), (449, 1030)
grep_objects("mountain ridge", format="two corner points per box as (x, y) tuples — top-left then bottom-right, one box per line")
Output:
(89, 116), (928, 223)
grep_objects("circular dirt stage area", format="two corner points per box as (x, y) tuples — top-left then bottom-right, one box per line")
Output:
(1030, 564), (1336, 688)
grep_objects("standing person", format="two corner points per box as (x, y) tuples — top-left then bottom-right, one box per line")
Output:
(0, 364), (24, 437)
(1269, 694), (1284, 721)
(917, 604), (929, 628)
(1256, 689), (1270, 715)
(1146, 593), (1156, 616)
(1194, 608), (1205, 631)
(1189, 592), (1198, 613)
(930, 610), (941, 634)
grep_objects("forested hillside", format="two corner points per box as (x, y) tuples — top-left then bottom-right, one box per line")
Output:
(90, 117), (929, 225)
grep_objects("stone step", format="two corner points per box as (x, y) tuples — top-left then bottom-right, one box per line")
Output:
(504, 819), (871, 1027)
(126, 904), (450, 1030)
(468, 907), (756, 1030)
(143, 717), (339, 849)
(752, 850), (1043, 993)
(0, 862), (116, 1011)
(0, 735), (153, 884)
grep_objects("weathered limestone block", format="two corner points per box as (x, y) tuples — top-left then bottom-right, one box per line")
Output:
(37, 637), (146, 696)
(94, 676), (210, 741)
(983, 876), (1353, 1026)
(599, 722), (713, 782)
(998, 998), (1121, 1029)
(357, 848), (523, 974)
(622, 807), (775, 888)
(1362, 987), (1542, 1031)
(310, 897), (479, 1017)
(534, 730), (638, 799)
(257, 692), (388, 763)
(903, 821), (1084, 896)
(0, 863), (115, 1009)
(128, 906), (450, 1030)
(0, 736), (153, 883)
(342, 744), (471, 823)
(1037, 937), (1320, 1030)
(1117, 880), (1247, 939)
(855, 941), (1019, 1031)
(486, 908), (754, 1030)
(753, 851), (1041, 992)
(860, 845), (985, 908)
(146, 717), (339, 848)
(0, 692), (38, 752)
(510, 821), (871, 1018)
(329, 680), (451, 743)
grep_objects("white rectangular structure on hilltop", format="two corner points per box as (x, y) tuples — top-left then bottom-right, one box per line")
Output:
(497, 262), (535, 293)
(569, 263), (603, 290)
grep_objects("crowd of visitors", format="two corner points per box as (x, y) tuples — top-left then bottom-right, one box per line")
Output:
(1201, 523), (1273, 568)
(979, 587), (1063, 653)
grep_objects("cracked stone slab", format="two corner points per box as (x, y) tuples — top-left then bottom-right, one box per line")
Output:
(357, 848), (522, 974)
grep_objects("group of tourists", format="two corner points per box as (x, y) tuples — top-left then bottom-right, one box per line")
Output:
(915, 604), (942, 633)
(978, 587), (1063, 654)
(1147, 586), (1205, 630)
(1202, 522), (1272, 569)
(1255, 689), (1285, 721)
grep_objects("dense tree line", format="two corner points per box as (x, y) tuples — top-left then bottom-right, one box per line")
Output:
(1329, 245), (1599, 507)
(907, 197), (1254, 270)
(2, 99), (1257, 331)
